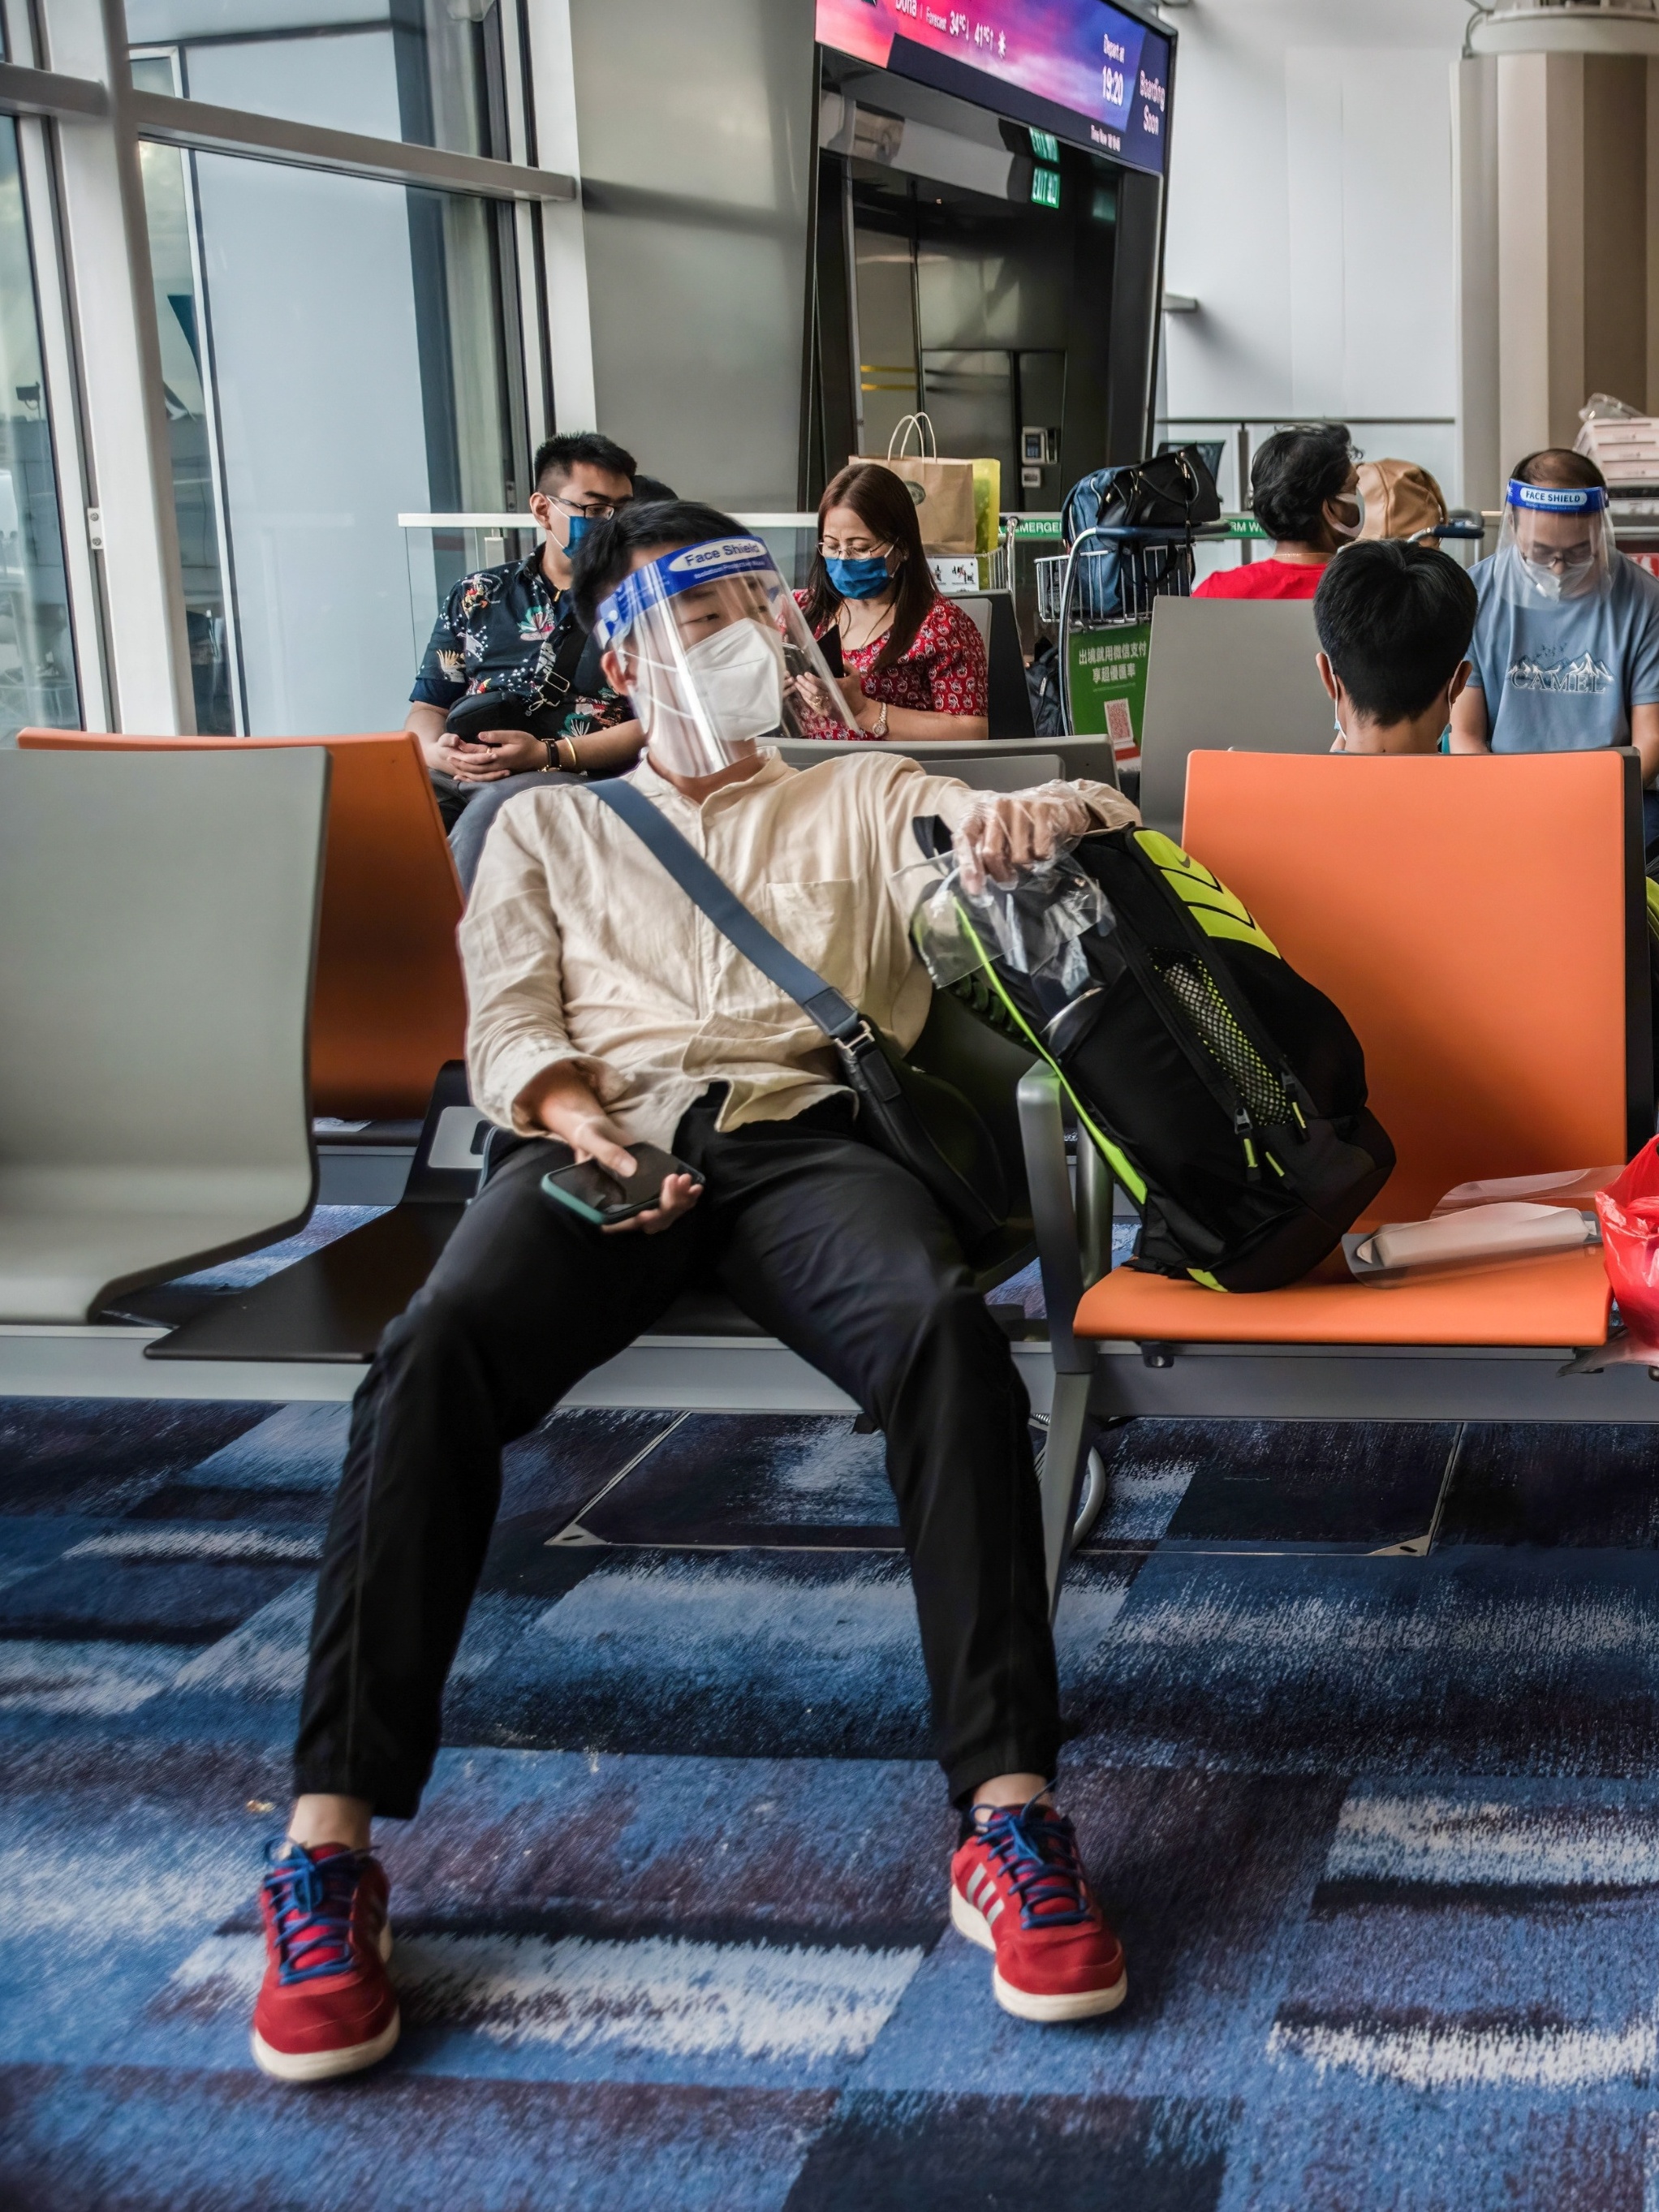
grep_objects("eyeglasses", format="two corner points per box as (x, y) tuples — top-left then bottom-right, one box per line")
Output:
(819, 537), (893, 559)
(550, 491), (631, 522)
(1524, 541), (1597, 572)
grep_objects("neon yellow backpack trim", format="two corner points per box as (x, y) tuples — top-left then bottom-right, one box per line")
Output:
(1132, 829), (1280, 958)
(950, 903), (1149, 1206)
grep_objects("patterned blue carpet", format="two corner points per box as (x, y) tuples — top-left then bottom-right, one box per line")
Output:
(6, 1366), (1659, 2206)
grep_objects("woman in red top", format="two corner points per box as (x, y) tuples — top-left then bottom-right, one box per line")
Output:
(796, 461), (989, 742)
(1195, 423), (1362, 600)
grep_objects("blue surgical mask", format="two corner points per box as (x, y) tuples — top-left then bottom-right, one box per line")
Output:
(564, 513), (592, 549)
(825, 553), (891, 598)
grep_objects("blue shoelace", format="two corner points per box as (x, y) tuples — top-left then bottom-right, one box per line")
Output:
(974, 1799), (1092, 1930)
(261, 1839), (366, 1985)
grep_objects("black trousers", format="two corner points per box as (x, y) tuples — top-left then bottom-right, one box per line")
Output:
(293, 1096), (1062, 1815)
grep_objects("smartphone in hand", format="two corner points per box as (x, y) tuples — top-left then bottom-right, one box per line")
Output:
(541, 1143), (704, 1227)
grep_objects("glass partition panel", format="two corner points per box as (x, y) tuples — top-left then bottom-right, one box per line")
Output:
(396, 519), (821, 667)
(126, 1), (498, 158)
(0, 121), (77, 745)
(135, 52), (237, 733)
(187, 154), (519, 734)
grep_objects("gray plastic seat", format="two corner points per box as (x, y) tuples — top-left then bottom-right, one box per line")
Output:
(1137, 596), (1335, 837)
(0, 746), (329, 1320)
(944, 589), (1036, 737)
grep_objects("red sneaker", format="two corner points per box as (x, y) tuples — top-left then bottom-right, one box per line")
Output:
(950, 1797), (1127, 2023)
(251, 1840), (400, 2083)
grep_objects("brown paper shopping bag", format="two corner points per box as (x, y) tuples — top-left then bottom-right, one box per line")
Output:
(852, 413), (976, 556)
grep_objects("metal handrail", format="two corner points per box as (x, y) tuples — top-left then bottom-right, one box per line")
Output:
(395, 511), (824, 531)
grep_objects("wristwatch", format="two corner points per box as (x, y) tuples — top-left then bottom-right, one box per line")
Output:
(868, 699), (890, 740)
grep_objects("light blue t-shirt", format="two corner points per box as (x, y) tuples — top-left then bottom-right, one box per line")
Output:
(1467, 549), (1659, 751)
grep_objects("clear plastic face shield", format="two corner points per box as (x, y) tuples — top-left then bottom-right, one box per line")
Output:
(592, 536), (855, 777)
(1495, 479), (1615, 606)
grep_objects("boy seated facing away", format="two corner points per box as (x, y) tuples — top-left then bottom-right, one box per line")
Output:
(1327, 540), (1477, 756)
(1315, 538), (1477, 755)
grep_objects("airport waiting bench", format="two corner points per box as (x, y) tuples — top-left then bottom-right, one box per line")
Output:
(1023, 747), (1656, 1598)
(18, 727), (467, 1125)
(0, 747), (330, 1323)
(0, 743), (1066, 1490)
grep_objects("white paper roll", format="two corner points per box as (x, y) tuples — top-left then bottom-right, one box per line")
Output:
(1355, 1203), (1597, 1274)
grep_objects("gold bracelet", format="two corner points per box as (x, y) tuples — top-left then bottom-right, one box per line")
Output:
(558, 737), (582, 772)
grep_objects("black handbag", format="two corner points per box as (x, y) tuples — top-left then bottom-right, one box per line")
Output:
(444, 598), (595, 746)
(588, 778), (1008, 1258)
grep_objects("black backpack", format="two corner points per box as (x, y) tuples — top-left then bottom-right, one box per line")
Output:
(1024, 636), (1065, 737)
(920, 820), (1394, 1293)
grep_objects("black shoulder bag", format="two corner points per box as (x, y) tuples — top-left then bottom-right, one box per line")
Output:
(588, 777), (1008, 1258)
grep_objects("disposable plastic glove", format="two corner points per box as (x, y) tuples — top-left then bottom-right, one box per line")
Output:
(952, 780), (1099, 894)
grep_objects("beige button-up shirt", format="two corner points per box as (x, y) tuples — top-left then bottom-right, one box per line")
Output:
(460, 751), (1137, 1147)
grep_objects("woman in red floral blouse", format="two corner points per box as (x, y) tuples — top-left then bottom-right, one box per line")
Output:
(795, 462), (989, 744)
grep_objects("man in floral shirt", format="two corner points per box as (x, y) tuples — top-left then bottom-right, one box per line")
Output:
(406, 432), (657, 865)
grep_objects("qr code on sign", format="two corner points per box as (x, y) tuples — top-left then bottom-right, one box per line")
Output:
(1105, 698), (1137, 756)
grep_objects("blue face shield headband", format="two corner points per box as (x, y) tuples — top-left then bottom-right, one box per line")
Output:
(1506, 480), (1607, 515)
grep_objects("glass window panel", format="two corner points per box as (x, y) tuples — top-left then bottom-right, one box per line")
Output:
(137, 118), (238, 733)
(0, 122), (78, 745)
(126, 2), (498, 160)
(184, 153), (518, 734)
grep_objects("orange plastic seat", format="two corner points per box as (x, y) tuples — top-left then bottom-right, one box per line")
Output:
(17, 729), (465, 1120)
(1074, 750), (1640, 1349)
(1074, 1245), (1611, 1346)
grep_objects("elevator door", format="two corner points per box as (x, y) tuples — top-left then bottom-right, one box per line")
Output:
(852, 218), (920, 460)
(848, 172), (1082, 507)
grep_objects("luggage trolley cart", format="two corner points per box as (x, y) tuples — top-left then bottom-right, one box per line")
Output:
(1036, 522), (1228, 764)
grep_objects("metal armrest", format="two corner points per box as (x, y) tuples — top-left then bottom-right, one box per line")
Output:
(1017, 1065), (1088, 1372)
(1075, 1123), (1116, 1293)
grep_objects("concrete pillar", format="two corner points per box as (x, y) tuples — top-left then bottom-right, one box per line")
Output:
(1457, 45), (1659, 509)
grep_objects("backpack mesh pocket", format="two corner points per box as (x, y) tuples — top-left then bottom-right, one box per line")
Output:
(1152, 953), (1295, 1127)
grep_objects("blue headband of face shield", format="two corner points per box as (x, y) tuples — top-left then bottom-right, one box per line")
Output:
(1506, 480), (1608, 514)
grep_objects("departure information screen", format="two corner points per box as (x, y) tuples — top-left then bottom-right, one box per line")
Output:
(816, 0), (1171, 175)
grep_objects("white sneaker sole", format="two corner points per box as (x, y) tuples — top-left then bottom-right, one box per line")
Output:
(950, 1883), (1128, 2023)
(251, 1923), (400, 2083)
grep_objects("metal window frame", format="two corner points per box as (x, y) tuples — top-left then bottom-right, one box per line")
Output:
(0, 7), (575, 738)
(0, 67), (576, 202)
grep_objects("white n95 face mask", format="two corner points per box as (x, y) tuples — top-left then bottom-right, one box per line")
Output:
(683, 620), (786, 747)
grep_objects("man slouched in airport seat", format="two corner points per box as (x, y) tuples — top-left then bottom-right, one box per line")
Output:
(1194, 421), (1363, 601)
(406, 433), (674, 877)
(246, 501), (1141, 2086)
(1315, 538), (1477, 755)
(1450, 448), (1659, 849)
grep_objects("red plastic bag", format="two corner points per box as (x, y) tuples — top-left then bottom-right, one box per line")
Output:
(1595, 1138), (1659, 1357)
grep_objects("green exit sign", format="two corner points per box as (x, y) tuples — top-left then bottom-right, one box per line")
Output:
(1029, 128), (1059, 161)
(1031, 166), (1061, 209)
